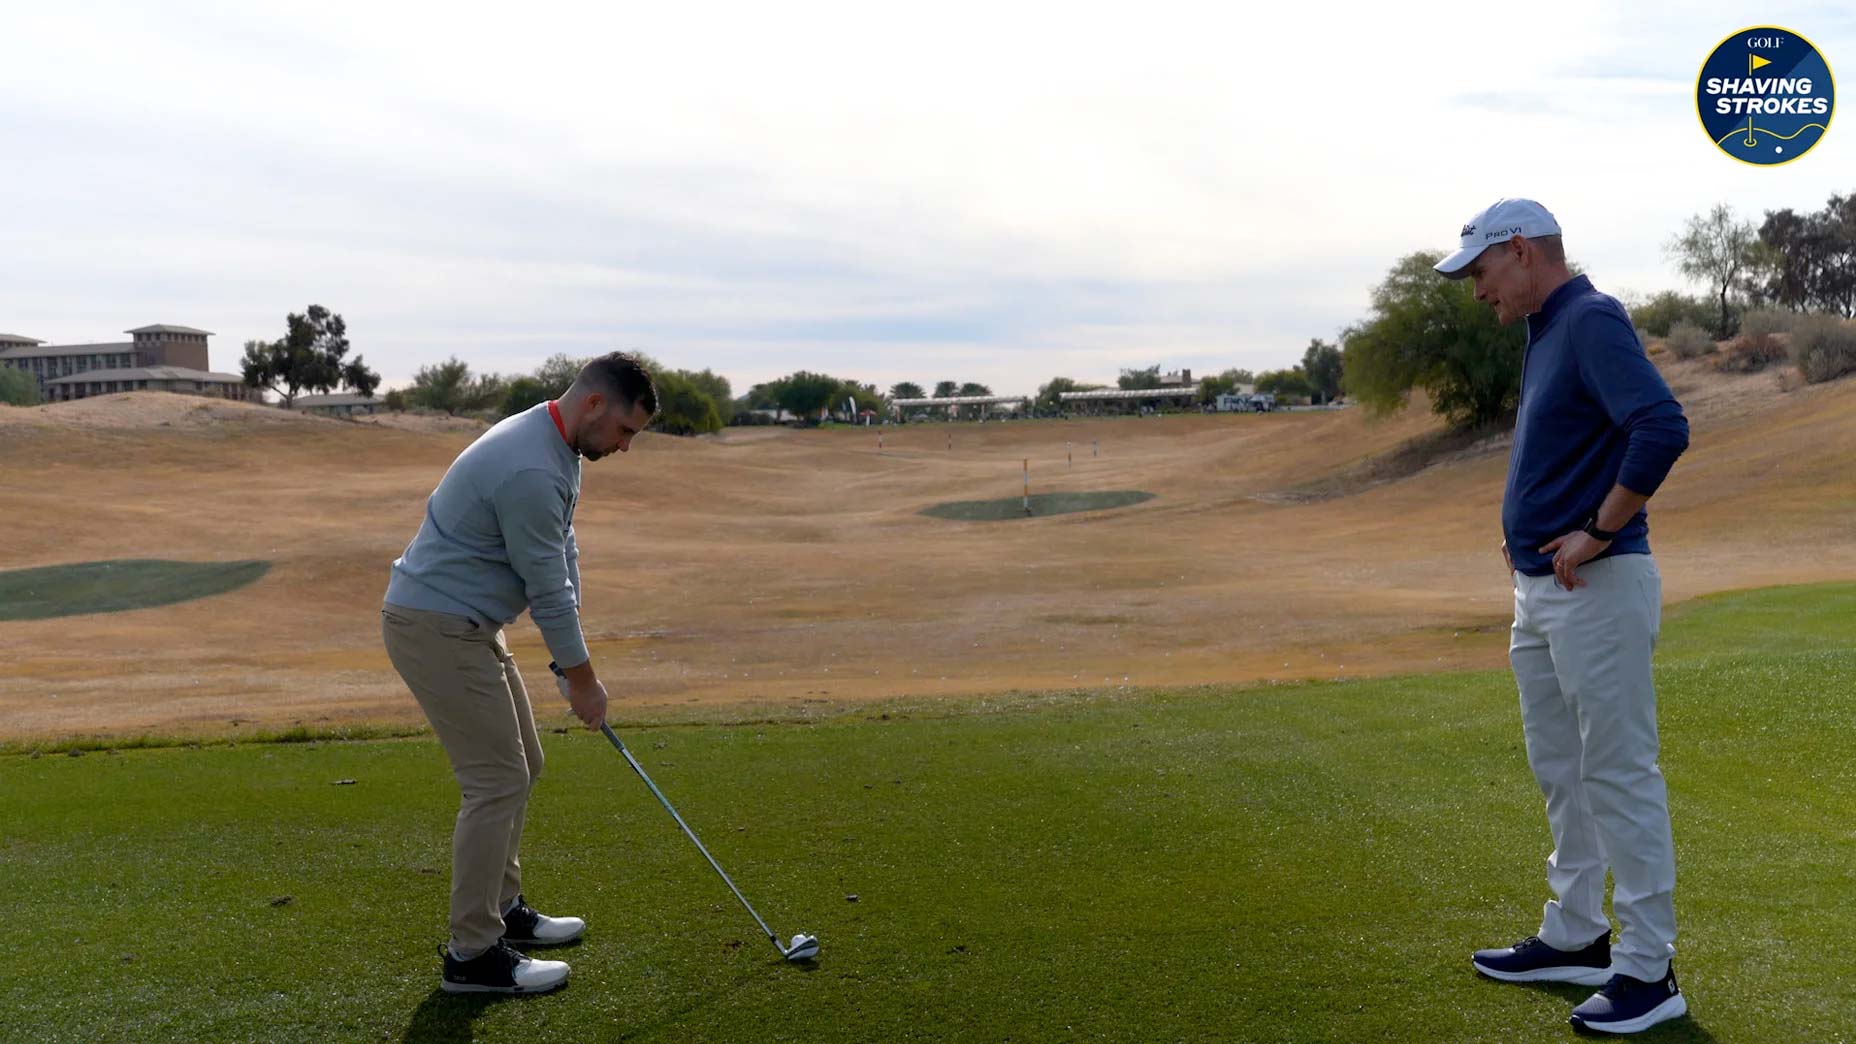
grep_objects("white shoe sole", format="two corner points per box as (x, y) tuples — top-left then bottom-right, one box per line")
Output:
(503, 927), (586, 946)
(440, 974), (569, 995)
(1571, 993), (1688, 1034)
(1472, 959), (1611, 986)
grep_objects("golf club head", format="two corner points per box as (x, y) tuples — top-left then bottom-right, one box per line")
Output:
(783, 933), (820, 962)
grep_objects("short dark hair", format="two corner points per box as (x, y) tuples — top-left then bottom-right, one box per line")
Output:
(578, 351), (658, 415)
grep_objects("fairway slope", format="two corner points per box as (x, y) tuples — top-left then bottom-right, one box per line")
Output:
(2, 360), (1852, 740)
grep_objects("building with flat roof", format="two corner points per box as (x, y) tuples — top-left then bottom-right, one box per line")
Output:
(0, 324), (260, 403)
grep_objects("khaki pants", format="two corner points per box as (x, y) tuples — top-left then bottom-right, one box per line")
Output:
(1510, 553), (1677, 981)
(381, 604), (544, 956)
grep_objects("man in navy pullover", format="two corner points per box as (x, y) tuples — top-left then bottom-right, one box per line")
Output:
(1437, 199), (1690, 1034)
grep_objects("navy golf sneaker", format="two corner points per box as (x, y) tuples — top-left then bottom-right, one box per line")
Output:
(440, 939), (570, 994)
(1472, 933), (1612, 985)
(1569, 966), (1687, 1034)
(500, 894), (586, 946)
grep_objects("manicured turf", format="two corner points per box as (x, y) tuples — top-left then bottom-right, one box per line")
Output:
(0, 559), (270, 620)
(2, 584), (1852, 1042)
(920, 490), (1155, 521)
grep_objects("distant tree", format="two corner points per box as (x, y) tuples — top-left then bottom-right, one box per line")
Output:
(775, 371), (844, 423)
(650, 370), (723, 435)
(1668, 204), (1756, 338)
(1197, 368), (1258, 404)
(839, 380), (884, 419)
(0, 366), (41, 406)
(1117, 365), (1162, 390)
(745, 381), (782, 410)
(679, 369), (735, 426)
(932, 380), (960, 398)
(1341, 250), (1526, 430)
(408, 359), (468, 414)
(534, 353), (586, 397)
(240, 304), (379, 407)
(1255, 367), (1312, 399)
(1749, 195), (1856, 317)
(409, 357), (506, 416)
(500, 375), (551, 418)
(470, 373), (511, 414)
(1301, 339), (1344, 404)
(953, 382), (993, 420)
(889, 381), (925, 401)
(1037, 376), (1081, 413)
(1195, 367), (1257, 405)
(382, 388), (408, 412)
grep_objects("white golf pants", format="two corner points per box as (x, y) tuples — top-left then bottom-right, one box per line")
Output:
(1510, 553), (1677, 982)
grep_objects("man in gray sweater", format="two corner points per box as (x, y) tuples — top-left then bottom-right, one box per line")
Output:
(382, 351), (657, 994)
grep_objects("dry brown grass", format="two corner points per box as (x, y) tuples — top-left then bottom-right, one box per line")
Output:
(4, 367), (1854, 742)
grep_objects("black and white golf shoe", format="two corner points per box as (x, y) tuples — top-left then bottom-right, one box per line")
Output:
(500, 894), (586, 946)
(440, 939), (570, 995)
(1570, 966), (1688, 1034)
(1472, 933), (1612, 985)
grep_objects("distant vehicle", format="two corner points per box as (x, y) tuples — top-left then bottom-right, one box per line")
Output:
(1214, 392), (1275, 413)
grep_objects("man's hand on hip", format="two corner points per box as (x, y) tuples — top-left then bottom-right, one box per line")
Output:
(1501, 540), (1513, 574)
(1538, 531), (1610, 591)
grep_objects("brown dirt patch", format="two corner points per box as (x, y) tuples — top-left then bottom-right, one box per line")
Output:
(3, 361), (1853, 741)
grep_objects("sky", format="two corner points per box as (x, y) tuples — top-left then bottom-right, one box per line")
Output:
(3, 1), (1853, 396)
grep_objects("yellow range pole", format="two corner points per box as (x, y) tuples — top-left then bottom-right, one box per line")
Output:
(1067, 441), (1073, 467)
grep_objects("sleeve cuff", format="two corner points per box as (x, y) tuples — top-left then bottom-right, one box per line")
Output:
(539, 623), (589, 672)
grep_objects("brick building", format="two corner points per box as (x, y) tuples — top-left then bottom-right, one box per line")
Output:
(0, 324), (260, 403)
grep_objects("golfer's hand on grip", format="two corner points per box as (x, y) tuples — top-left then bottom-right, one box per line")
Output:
(552, 660), (608, 729)
(567, 678), (608, 729)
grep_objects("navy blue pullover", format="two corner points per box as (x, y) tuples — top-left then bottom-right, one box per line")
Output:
(1505, 275), (1689, 576)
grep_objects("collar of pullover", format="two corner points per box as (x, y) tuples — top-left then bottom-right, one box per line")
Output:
(1526, 273), (1592, 341)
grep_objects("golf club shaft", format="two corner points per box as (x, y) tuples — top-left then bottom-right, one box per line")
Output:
(598, 723), (782, 950)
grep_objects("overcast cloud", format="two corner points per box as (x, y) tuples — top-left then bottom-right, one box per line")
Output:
(3, 1), (1852, 394)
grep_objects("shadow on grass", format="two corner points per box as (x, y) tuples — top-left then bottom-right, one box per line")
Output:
(0, 558), (270, 620)
(400, 988), (523, 1043)
(1506, 981), (1718, 1042)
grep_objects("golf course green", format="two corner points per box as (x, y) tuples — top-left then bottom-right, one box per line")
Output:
(0, 559), (271, 621)
(2, 583), (1851, 1041)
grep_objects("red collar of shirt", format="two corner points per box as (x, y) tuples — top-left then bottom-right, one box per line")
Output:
(546, 400), (572, 447)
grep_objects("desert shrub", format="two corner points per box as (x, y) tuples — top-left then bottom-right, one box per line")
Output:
(1740, 309), (1797, 340)
(1665, 321), (1716, 360)
(1714, 334), (1789, 373)
(1790, 315), (1856, 384)
(1630, 291), (1718, 338)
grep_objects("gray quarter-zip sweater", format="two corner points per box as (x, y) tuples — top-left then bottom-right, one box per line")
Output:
(384, 402), (588, 668)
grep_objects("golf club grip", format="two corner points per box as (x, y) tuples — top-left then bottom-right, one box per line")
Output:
(599, 722), (780, 945)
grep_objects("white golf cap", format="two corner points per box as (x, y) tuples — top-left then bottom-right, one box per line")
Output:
(1434, 198), (1562, 279)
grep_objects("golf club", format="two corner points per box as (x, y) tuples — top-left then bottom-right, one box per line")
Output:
(550, 662), (820, 963)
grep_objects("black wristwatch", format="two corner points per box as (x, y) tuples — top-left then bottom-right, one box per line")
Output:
(1582, 515), (1619, 542)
